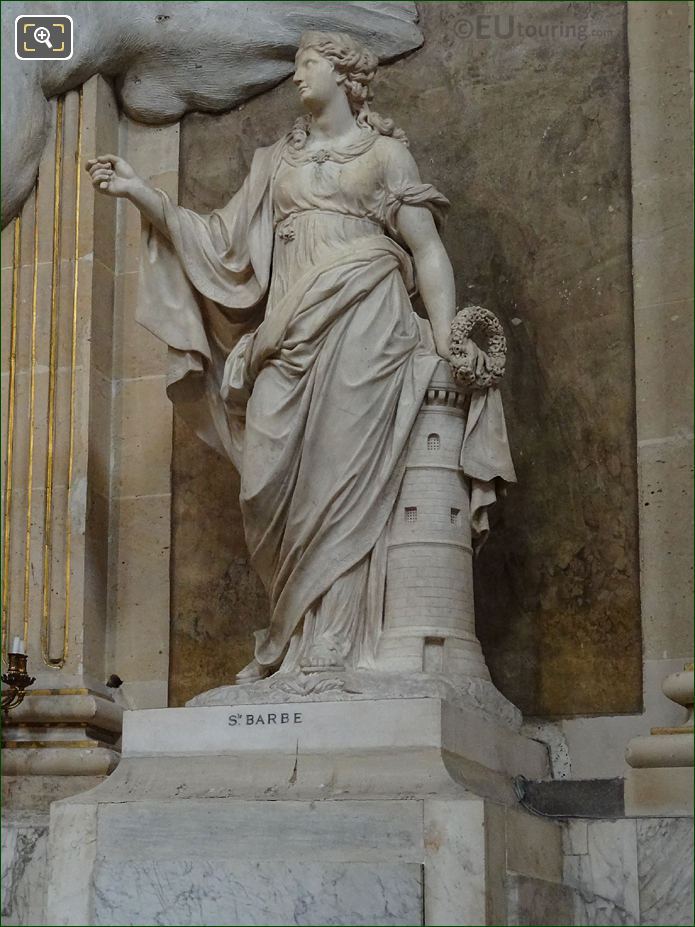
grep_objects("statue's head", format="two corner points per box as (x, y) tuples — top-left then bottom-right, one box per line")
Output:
(290, 31), (407, 148)
(293, 32), (378, 114)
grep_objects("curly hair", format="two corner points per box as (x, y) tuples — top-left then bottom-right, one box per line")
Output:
(290, 31), (408, 149)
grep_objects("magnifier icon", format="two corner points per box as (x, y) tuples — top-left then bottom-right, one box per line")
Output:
(34, 26), (53, 49)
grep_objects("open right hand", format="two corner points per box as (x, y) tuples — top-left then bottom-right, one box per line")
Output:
(85, 153), (137, 198)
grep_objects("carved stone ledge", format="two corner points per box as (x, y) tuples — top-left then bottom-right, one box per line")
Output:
(2, 690), (123, 776)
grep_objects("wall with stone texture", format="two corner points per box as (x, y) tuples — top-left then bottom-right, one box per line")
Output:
(555, 0), (693, 779)
(628, 0), (693, 664)
(170, 1), (642, 713)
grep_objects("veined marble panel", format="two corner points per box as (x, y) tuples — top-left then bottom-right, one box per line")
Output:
(423, 799), (486, 925)
(637, 818), (694, 926)
(97, 799), (422, 863)
(563, 820), (640, 926)
(585, 820), (639, 919)
(92, 859), (423, 926)
(1, 812), (49, 926)
(572, 890), (637, 926)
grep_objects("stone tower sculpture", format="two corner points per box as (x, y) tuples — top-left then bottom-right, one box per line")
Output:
(376, 360), (490, 682)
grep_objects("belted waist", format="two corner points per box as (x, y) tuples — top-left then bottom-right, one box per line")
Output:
(274, 208), (382, 242)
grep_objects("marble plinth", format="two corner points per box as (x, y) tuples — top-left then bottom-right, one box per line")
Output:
(120, 693), (546, 802)
(45, 692), (551, 926)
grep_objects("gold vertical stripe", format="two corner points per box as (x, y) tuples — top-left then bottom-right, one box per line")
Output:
(1, 217), (21, 663)
(41, 96), (64, 666)
(61, 89), (83, 668)
(22, 186), (40, 644)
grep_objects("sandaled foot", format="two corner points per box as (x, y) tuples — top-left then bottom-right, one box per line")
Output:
(235, 658), (271, 684)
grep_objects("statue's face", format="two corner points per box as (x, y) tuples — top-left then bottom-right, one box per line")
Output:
(293, 49), (340, 108)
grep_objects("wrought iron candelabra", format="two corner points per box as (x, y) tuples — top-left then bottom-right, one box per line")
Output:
(2, 648), (36, 712)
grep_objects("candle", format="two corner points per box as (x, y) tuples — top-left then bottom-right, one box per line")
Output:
(10, 636), (26, 654)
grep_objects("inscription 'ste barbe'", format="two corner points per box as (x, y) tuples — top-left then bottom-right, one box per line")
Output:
(228, 711), (303, 727)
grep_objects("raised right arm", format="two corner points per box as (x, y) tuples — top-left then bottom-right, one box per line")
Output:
(86, 154), (168, 239)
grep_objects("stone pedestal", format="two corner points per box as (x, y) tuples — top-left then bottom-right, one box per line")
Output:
(45, 688), (552, 926)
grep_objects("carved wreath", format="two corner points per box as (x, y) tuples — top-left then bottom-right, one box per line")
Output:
(449, 305), (507, 389)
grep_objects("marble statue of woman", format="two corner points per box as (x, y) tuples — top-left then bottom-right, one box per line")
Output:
(87, 32), (513, 684)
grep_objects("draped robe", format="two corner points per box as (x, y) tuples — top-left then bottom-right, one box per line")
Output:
(137, 128), (515, 672)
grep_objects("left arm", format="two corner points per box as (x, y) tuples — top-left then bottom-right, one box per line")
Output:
(386, 140), (485, 370)
(396, 204), (456, 360)
(396, 204), (487, 377)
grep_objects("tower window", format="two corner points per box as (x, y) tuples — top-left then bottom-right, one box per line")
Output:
(427, 433), (440, 451)
(450, 507), (461, 527)
(405, 506), (418, 523)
